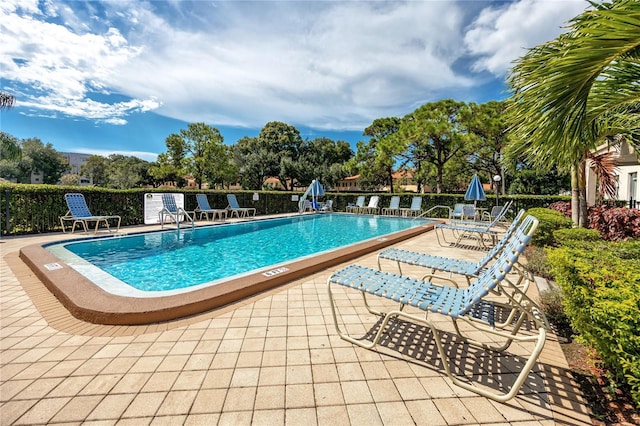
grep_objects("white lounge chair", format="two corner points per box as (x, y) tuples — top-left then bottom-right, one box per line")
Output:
(60, 193), (121, 234)
(226, 194), (256, 218)
(381, 196), (401, 215)
(346, 196), (365, 213)
(359, 196), (380, 214)
(399, 196), (422, 217)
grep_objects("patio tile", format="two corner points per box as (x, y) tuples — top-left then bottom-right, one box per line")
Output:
(285, 407), (317, 425)
(341, 380), (374, 404)
(222, 386), (257, 411)
(1, 400), (34, 424)
(0, 220), (592, 425)
(254, 385), (285, 410)
(155, 390), (197, 416)
(218, 410), (254, 425)
(433, 397), (478, 424)
(250, 409), (285, 426)
(285, 383), (315, 408)
(141, 371), (179, 392)
(14, 397), (70, 425)
(190, 388), (227, 414)
(346, 403), (383, 425)
(51, 395), (104, 423)
(313, 382), (344, 406)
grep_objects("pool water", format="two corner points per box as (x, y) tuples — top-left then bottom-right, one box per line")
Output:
(49, 214), (432, 293)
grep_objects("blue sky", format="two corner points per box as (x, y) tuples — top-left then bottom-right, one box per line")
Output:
(1, 0), (589, 162)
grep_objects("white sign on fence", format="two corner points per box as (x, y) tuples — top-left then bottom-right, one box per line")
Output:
(144, 193), (185, 225)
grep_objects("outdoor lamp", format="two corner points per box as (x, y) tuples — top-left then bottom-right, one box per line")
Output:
(493, 175), (501, 206)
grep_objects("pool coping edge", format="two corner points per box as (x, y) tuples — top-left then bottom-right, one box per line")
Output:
(19, 220), (440, 325)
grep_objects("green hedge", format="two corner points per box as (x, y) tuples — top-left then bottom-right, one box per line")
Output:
(547, 239), (640, 405)
(527, 207), (573, 247)
(0, 183), (568, 235)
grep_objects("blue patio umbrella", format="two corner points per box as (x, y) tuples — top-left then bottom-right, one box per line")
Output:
(310, 179), (325, 209)
(464, 175), (486, 204)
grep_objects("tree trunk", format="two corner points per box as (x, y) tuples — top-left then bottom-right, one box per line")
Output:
(578, 158), (589, 228)
(571, 164), (580, 226)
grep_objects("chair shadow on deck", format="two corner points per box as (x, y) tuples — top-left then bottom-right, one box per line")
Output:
(351, 312), (553, 413)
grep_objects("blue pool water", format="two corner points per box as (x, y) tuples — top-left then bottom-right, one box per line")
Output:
(50, 214), (432, 293)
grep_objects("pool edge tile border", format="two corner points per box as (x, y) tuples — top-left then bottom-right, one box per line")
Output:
(18, 221), (440, 325)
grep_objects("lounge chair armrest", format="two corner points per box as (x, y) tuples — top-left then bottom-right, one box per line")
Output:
(419, 274), (460, 288)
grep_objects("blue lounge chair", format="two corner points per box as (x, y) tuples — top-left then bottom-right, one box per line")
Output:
(437, 201), (514, 247)
(381, 196), (400, 216)
(159, 194), (194, 229)
(399, 196), (422, 217)
(452, 200), (513, 227)
(481, 201), (513, 226)
(60, 193), (121, 234)
(346, 196), (365, 213)
(378, 209), (527, 286)
(450, 203), (476, 221)
(195, 194), (227, 221)
(327, 214), (547, 402)
(226, 194), (256, 218)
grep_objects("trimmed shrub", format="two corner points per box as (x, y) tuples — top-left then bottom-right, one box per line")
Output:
(547, 239), (640, 406)
(538, 287), (572, 340)
(553, 228), (601, 246)
(527, 207), (573, 247)
(522, 246), (554, 280)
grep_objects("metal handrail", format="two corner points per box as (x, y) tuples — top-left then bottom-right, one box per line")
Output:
(412, 205), (451, 221)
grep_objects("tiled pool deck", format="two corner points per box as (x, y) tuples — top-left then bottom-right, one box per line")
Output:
(1, 216), (592, 425)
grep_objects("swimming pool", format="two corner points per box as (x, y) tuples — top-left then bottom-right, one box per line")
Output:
(48, 214), (432, 295)
(20, 213), (439, 324)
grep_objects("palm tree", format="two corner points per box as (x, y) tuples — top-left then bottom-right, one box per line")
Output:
(0, 92), (16, 110)
(0, 91), (21, 161)
(506, 0), (640, 226)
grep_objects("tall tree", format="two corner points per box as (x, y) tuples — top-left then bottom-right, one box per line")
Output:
(347, 118), (402, 192)
(17, 138), (69, 184)
(164, 123), (226, 189)
(105, 154), (151, 189)
(257, 121), (304, 190)
(80, 155), (109, 186)
(296, 137), (353, 189)
(0, 131), (21, 162)
(463, 101), (513, 195)
(396, 99), (472, 193)
(232, 136), (276, 190)
(507, 0), (640, 226)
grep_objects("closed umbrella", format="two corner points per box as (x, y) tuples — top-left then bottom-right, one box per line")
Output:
(464, 175), (486, 205)
(310, 179), (325, 209)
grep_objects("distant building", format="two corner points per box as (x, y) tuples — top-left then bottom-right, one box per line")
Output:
(334, 175), (362, 192)
(58, 152), (93, 186)
(586, 140), (639, 207)
(335, 170), (422, 193)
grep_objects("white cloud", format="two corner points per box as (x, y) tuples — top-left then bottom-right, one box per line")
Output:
(71, 147), (158, 162)
(0, 1), (159, 123)
(464, 0), (589, 76)
(109, 1), (476, 130)
(1, 0), (593, 134)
